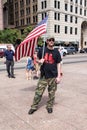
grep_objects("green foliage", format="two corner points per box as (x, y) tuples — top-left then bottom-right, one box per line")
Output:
(37, 37), (43, 47)
(21, 26), (33, 40)
(0, 29), (21, 45)
(0, 25), (44, 47)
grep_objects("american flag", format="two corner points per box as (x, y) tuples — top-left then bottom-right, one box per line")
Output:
(15, 16), (48, 61)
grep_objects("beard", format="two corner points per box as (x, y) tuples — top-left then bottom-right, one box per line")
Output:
(48, 43), (54, 48)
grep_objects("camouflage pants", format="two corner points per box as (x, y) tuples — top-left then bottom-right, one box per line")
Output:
(31, 77), (57, 109)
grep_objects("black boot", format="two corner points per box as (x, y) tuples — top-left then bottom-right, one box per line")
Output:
(11, 75), (15, 78)
(46, 108), (53, 113)
(28, 109), (37, 115)
(8, 74), (11, 78)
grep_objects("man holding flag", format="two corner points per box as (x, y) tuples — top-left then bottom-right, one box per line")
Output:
(15, 16), (62, 114)
(28, 36), (62, 114)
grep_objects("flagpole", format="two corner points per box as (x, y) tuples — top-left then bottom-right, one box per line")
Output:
(42, 34), (46, 58)
(42, 15), (48, 58)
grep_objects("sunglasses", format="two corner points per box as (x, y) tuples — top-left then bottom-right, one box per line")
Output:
(48, 38), (55, 42)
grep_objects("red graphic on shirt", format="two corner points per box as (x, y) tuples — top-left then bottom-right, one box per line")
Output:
(44, 53), (54, 64)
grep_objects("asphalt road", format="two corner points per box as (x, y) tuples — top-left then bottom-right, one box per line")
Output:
(0, 53), (87, 71)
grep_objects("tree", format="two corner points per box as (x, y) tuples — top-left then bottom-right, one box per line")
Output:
(37, 37), (43, 47)
(0, 26), (44, 47)
(0, 29), (21, 45)
(21, 26), (33, 40)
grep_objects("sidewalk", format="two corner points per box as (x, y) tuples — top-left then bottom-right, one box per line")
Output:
(0, 62), (87, 130)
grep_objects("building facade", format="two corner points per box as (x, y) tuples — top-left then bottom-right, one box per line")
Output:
(6, 0), (38, 32)
(38, 0), (87, 49)
(0, 0), (3, 30)
(5, 0), (87, 48)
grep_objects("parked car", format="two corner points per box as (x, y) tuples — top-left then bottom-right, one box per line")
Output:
(80, 48), (87, 53)
(0, 44), (15, 52)
(0, 48), (6, 58)
(54, 46), (67, 56)
(59, 47), (68, 56)
(65, 46), (76, 54)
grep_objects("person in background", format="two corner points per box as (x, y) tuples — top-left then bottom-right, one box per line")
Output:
(28, 36), (62, 114)
(33, 51), (39, 79)
(4, 45), (15, 78)
(26, 56), (34, 80)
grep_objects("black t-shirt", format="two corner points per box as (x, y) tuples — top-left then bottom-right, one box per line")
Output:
(38, 47), (62, 79)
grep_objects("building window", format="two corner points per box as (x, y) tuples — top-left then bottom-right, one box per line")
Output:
(20, 0), (24, 8)
(36, 5), (37, 12)
(58, 1), (60, 9)
(42, 12), (47, 20)
(26, 17), (30, 25)
(54, 25), (57, 33)
(84, 10), (86, 16)
(70, 5), (73, 12)
(84, 41), (86, 45)
(54, 1), (60, 9)
(20, 9), (24, 17)
(33, 16), (35, 23)
(65, 3), (68, 11)
(26, 0), (30, 5)
(80, 8), (82, 15)
(65, 15), (68, 22)
(32, 5), (37, 13)
(58, 25), (60, 33)
(80, 0), (82, 5)
(75, 17), (78, 24)
(70, 16), (73, 23)
(20, 19), (24, 26)
(42, 13), (44, 19)
(84, 0), (86, 7)
(15, 21), (19, 27)
(54, 12), (60, 20)
(15, 11), (18, 19)
(54, 12), (57, 20)
(41, 1), (44, 9)
(15, 2), (18, 9)
(41, 0), (47, 9)
(70, 27), (73, 34)
(58, 13), (60, 20)
(54, 0), (57, 8)
(75, 7), (78, 14)
(44, 0), (47, 8)
(33, 6), (35, 12)
(54, 25), (60, 33)
(36, 15), (37, 22)
(33, 15), (37, 23)
(65, 26), (68, 34)
(75, 28), (77, 35)
(26, 7), (30, 15)
(75, 0), (78, 3)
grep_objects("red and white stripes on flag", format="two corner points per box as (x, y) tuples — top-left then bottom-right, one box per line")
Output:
(15, 37), (38, 61)
(15, 16), (48, 61)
